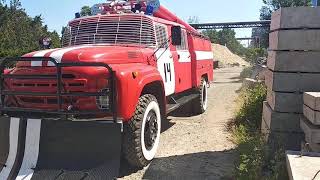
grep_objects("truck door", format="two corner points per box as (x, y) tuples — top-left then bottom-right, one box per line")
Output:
(174, 29), (192, 93)
(155, 24), (176, 96)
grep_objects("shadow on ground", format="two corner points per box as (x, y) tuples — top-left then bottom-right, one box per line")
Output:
(119, 150), (237, 180)
(143, 150), (237, 180)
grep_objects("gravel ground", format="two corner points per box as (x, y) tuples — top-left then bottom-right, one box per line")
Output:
(119, 67), (243, 180)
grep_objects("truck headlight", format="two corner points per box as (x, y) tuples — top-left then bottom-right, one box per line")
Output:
(96, 88), (110, 110)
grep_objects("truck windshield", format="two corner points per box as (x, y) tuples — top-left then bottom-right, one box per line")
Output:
(62, 14), (156, 47)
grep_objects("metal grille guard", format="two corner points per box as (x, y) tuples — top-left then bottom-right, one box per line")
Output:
(0, 57), (118, 123)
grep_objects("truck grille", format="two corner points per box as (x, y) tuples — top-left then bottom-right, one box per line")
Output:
(62, 14), (156, 47)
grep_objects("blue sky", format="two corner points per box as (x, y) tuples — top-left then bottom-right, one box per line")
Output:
(19, 0), (264, 39)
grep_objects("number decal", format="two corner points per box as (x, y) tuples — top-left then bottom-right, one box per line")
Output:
(164, 63), (172, 82)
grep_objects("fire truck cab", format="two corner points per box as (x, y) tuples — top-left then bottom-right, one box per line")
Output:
(0, 1), (213, 179)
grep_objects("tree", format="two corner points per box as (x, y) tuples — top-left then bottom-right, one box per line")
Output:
(0, 0), (61, 58)
(80, 6), (91, 17)
(187, 16), (199, 24)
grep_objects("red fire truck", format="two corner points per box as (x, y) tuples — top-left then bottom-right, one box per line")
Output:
(0, 1), (213, 179)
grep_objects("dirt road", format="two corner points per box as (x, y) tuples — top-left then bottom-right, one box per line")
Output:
(120, 67), (243, 180)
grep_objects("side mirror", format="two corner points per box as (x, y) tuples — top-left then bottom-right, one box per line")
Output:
(171, 26), (182, 46)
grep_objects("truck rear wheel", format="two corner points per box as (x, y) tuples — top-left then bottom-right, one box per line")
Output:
(194, 78), (208, 114)
(123, 94), (161, 167)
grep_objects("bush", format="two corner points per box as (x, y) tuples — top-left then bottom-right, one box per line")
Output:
(232, 84), (288, 180)
(240, 66), (253, 79)
(234, 83), (266, 132)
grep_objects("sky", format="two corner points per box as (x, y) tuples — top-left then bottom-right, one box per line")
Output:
(19, 0), (264, 39)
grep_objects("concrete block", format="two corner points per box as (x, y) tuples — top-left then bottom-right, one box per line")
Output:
(267, 51), (320, 73)
(310, 143), (320, 152)
(271, 7), (320, 31)
(265, 70), (320, 92)
(263, 101), (302, 133)
(301, 116), (320, 144)
(269, 30), (320, 51)
(286, 151), (320, 180)
(267, 91), (302, 113)
(304, 136), (320, 152)
(304, 92), (320, 111)
(262, 117), (303, 151)
(303, 105), (320, 126)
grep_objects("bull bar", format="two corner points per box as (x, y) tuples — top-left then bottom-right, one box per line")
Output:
(0, 57), (118, 122)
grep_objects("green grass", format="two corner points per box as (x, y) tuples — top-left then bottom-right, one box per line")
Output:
(239, 66), (253, 79)
(231, 83), (288, 180)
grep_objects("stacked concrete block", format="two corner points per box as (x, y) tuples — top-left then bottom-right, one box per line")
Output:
(301, 92), (320, 152)
(263, 7), (320, 150)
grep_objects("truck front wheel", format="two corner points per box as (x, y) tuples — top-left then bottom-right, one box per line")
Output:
(123, 94), (161, 167)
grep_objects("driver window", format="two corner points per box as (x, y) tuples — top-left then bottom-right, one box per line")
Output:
(176, 29), (188, 50)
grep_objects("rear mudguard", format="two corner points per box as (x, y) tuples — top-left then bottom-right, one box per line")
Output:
(113, 63), (165, 122)
(0, 117), (122, 180)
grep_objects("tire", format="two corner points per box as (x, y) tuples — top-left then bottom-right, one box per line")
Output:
(194, 78), (208, 114)
(122, 94), (161, 167)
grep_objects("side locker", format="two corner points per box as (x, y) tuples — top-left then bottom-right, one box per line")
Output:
(188, 34), (213, 87)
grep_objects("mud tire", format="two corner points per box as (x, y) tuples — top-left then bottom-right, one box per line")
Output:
(122, 94), (161, 168)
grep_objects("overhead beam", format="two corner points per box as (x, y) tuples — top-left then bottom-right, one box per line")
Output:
(236, 37), (256, 40)
(190, 20), (271, 30)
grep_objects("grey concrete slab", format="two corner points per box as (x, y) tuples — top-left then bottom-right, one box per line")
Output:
(304, 92), (320, 111)
(265, 70), (320, 92)
(267, 91), (302, 113)
(269, 30), (320, 51)
(303, 105), (320, 126)
(271, 7), (320, 31)
(267, 51), (320, 73)
(310, 143), (320, 152)
(263, 101), (302, 132)
(262, 117), (303, 151)
(286, 151), (320, 180)
(304, 135), (320, 152)
(301, 116), (320, 144)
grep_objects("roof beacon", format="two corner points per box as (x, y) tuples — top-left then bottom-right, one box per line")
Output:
(90, 0), (160, 15)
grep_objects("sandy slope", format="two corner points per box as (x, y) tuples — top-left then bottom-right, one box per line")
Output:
(212, 43), (249, 67)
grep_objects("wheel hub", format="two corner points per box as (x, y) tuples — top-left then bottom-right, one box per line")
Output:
(144, 110), (158, 151)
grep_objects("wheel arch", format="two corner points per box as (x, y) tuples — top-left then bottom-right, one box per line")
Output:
(201, 73), (209, 82)
(140, 81), (166, 119)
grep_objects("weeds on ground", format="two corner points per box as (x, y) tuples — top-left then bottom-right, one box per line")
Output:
(231, 83), (288, 180)
(239, 66), (253, 79)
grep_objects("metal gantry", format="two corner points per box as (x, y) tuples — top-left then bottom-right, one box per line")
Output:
(190, 20), (271, 30)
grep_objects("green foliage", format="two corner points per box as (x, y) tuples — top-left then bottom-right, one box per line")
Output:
(244, 48), (267, 65)
(187, 16), (199, 24)
(203, 29), (247, 56)
(232, 84), (288, 180)
(80, 6), (92, 17)
(0, 0), (60, 58)
(240, 66), (253, 79)
(234, 84), (266, 132)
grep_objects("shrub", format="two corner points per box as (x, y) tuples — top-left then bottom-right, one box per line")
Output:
(240, 66), (253, 79)
(232, 84), (288, 180)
